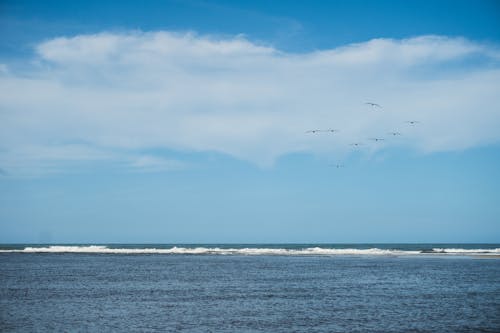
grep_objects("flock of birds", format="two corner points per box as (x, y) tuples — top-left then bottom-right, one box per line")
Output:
(306, 102), (420, 168)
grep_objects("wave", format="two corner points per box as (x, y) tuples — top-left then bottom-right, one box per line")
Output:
(1, 245), (499, 256)
(428, 248), (500, 254)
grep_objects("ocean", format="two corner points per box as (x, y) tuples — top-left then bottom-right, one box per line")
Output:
(1, 244), (499, 332)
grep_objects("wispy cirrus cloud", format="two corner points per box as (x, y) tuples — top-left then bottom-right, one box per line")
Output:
(0, 143), (184, 177)
(0, 31), (499, 175)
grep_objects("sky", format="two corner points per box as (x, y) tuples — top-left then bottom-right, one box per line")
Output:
(0, 0), (499, 243)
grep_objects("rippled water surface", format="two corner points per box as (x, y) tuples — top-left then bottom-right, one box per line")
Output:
(1, 251), (499, 332)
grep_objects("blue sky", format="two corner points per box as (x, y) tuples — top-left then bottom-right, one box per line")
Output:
(1, 0), (499, 243)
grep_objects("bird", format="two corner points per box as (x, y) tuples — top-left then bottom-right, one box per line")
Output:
(350, 142), (364, 147)
(368, 138), (385, 142)
(388, 132), (401, 136)
(405, 121), (420, 125)
(306, 129), (338, 134)
(328, 162), (345, 168)
(365, 102), (382, 108)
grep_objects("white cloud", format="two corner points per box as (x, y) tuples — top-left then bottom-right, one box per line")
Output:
(0, 143), (185, 177)
(0, 31), (499, 175)
(127, 155), (186, 173)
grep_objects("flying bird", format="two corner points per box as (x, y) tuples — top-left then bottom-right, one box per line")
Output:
(368, 138), (385, 142)
(306, 129), (338, 133)
(365, 102), (382, 108)
(388, 132), (401, 136)
(350, 143), (364, 147)
(331, 164), (345, 168)
(405, 121), (420, 125)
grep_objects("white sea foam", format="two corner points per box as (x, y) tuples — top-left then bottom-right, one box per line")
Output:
(1, 245), (499, 256)
(432, 248), (500, 254)
(0, 246), (416, 255)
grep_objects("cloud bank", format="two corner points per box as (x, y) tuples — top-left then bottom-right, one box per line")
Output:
(0, 32), (499, 174)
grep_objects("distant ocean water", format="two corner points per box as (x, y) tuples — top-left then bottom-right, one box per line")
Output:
(1, 244), (499, 332)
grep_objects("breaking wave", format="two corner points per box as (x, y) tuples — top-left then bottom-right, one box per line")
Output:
(1, 245), (499, 256)
(424, 248), (500, 254)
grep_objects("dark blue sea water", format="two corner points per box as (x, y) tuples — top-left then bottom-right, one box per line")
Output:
(1, 244), (499, 332)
